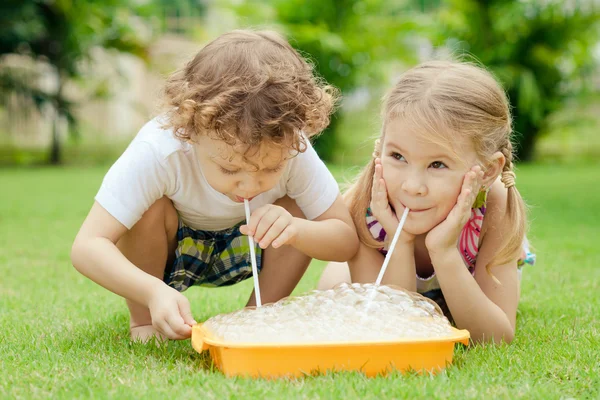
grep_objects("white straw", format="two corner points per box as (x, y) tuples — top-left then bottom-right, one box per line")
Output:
(375, 207), (410, 285)
(244, 199), (262, 307)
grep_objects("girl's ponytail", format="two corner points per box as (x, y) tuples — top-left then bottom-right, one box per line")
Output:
(487, 140), (528, 273)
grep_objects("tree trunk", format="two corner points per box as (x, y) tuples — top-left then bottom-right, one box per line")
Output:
(49, 73), (63, 165)
(516, 128), (537, 162)
(49, 110), (61, 165)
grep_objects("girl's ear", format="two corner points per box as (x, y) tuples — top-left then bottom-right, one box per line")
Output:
(482, 152), (505, 188)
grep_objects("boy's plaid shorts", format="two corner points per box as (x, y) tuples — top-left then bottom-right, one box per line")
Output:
(163, 219), (262, 291)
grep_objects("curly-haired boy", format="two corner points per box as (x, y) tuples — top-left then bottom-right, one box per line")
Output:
(70, 30), (358, 343)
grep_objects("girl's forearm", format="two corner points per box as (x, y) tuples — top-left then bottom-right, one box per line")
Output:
(292, 218), (358, 262)
(71, 237), (163, 306)
(382, 239), (416, 291)
(431, 250), (515, 344)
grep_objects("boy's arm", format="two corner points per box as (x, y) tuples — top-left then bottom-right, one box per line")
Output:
(244, 194), (358, 306)
(242, 194), (359, 262)
(71, 202), (194, 339)
(71, 202), (162, 305)
(291, 194), (359, 262)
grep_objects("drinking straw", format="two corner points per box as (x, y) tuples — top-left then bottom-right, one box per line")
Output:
(244, 199), (262, 307)
(375, 207), (410, 285)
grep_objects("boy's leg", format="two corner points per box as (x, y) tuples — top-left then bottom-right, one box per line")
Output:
(316, 262), (351, 290)
(246, 195), (312, 306)
(116, 196), (179, 341)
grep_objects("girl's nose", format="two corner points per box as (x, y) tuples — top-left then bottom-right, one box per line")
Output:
(401, 172), (427, 196)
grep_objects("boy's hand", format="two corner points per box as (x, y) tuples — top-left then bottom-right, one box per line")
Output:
(239, 204), (299, 249)
(147, 282), (196, 340)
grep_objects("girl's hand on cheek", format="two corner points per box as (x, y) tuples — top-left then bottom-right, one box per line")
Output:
(371, 158), (414, 243)
(425, 165), (484, 256)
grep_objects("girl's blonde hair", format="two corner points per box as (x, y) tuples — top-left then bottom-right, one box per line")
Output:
(160, 30), (338, 157)
(349, 60), (527, 273)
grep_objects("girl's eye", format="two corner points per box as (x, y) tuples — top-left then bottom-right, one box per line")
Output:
(391, 152), (406, 161)
(220, 167), (239, 175)
(430, 161), (447, 169)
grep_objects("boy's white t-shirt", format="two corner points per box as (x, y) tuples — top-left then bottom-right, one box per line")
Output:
(95, 118), (340, 231)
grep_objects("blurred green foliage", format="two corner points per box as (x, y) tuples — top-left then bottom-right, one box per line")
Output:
(430, 0), (600, 160)
(225, 0), (600, 161)
(225, 0), (427, 160)
(153, 0), (206, 35)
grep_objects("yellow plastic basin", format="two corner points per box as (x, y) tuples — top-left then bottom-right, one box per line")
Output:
(192, 323), (470, 378)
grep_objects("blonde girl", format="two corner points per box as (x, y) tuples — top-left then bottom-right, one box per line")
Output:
(319, 60), (535, 344)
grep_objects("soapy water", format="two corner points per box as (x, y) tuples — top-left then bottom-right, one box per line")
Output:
(203, 283), (454, 344)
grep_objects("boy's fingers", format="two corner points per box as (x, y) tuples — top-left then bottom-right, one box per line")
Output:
(247, 206), (270, 234)
(253, 211), (279, 242)
(178, 297), (197, 326)
(258, 217), (289, 248)
(165, 314), (191, 339)
(272, 225), (296, 248)
(155, 320), (180, 340)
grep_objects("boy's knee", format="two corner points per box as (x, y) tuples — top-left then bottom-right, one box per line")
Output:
(135, 197), (178, 233)
(274, 195), (306, 219)
(116, 196), (178, 269)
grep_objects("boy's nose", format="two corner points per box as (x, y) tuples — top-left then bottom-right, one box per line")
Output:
(238, 177), (261, 197)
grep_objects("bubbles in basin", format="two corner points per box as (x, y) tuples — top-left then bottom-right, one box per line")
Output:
(203, 283), (454, 344)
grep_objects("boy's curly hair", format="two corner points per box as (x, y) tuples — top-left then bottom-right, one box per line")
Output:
(160, 30), (338, 155)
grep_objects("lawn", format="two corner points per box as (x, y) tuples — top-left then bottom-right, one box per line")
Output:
(1, 162), (599, 399)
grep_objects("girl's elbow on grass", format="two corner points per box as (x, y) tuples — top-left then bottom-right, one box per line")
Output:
(490, 330), (515, 346)
(471, 326), (515, 345)
(501, 329), (515, 345)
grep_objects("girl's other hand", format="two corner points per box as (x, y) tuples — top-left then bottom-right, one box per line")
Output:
(239, 204), (298, 249)
(426, 165), (484, 255)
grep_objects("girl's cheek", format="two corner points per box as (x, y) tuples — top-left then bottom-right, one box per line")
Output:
(382, 165), (402, 187)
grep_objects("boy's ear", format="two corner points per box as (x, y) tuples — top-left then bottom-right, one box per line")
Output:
(482, 152), (505, 188)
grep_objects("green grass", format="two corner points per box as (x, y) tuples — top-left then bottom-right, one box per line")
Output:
(1, 162), (599, 399)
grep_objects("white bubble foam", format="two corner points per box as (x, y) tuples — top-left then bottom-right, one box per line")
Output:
(203, 283), (454, 344)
